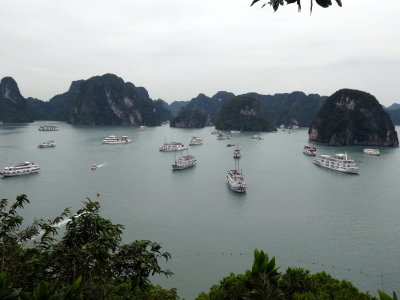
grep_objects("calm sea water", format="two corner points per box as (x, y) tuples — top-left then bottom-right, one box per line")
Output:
(1, 122), (399, 299)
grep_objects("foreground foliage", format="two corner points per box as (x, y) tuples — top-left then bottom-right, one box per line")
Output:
(0, 194), (177, 299)
(251, 0), (342, 13)
(196, 249), (397, 300)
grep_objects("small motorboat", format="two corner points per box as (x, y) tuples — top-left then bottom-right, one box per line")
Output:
(91, 164), (97, 170)
(363, 148), (380, 156)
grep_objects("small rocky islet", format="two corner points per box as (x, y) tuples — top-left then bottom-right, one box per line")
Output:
(308, 89), (398, 147)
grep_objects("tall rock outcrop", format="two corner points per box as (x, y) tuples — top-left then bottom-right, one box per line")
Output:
(69, 74), (159, 125)
(308, 89), (398, 146)
(215, 95), (276, 132)
(0, 77), (32, 122)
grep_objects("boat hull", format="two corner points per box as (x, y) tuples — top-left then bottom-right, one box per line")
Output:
(227, 181), (246, 193)
(172, 163), (196, 170)
(303, 150), (316, 156)
(102, 140), (132, 144)
(1, 169), (40, 177)
(313, 160), (359, 174)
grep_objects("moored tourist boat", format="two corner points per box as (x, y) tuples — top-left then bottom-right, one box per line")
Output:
(211, 130), (220, 135)
(102, 135), (132, 144)
(230, 130), (241, 134)
(38, 125), (58, 131)
(233, 147), (241, 159)
(251, 135), (263, 140)
(159, 141), (187, 151)
(227, 166), (247, 193)
(172, 154), (197, 170)
(313, 153), (359, 174)
(38, 140), (56, 148)
(189, 136), (203, 145)
(363, 148), (380, 156)
(0, 162), (40, 177)
(303, 145), (317, 156)
(140, 125), (147, 130)
(217, 133), (231, 140)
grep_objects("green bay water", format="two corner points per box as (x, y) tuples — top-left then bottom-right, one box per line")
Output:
(1, 122), (399, 298)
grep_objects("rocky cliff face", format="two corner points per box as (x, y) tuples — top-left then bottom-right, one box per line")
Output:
(69, 74), (159, 126)
(0, 77), (32, 122)
(0, 77), (26, 105)
(308, 89), (398, 147)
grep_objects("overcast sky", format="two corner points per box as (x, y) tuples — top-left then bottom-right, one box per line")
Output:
(1, 0), (399, 105)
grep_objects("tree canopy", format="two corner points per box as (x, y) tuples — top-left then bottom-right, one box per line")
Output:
(251, 0), (342, 13)
(0, 194), (177, 299)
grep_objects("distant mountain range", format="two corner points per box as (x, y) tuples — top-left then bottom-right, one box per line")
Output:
(169, 90), (325, 129)
(1, 74), (400, 128)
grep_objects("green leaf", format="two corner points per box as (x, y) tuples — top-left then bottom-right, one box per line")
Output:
(315, 0), (332, 8)
(250, 0), (261, 6)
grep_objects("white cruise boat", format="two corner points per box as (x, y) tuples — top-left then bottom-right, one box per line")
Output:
(230, 130), (241, 134)
(303, 145), (317, 156)
(227, 167), (247, 193)
(363, 148), (380, 156)
(313, 153), (359, 174)
(102, 135), (132, 144)
(211, 130), (220, 135)
(38, 140), (56, 148)
(172, 154), (197, 170)
(38, 125), (58, 131)
(139, 125), (147, 131)
(189, 136), (203, 145)
(1, 162), (40, 177)
(159, 141), (187, 152)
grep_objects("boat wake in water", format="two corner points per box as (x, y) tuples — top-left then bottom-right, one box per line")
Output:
(30, 212), (88, 241)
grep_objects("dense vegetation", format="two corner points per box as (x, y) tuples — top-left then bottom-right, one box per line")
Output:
(215, 95), (276, 132)
(1, 195), (177, 299)
(196, 250), (379, 300)
(247, 91), (325, 127)
(1, 194), (397, 299)
(169, 91), (234, 124)
(170, 107), (207, 128)
(309, 89), (399, 146)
